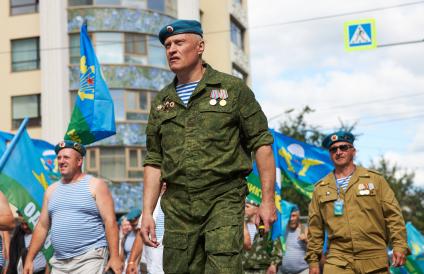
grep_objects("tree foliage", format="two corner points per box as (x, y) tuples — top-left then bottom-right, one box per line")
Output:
(370, 158), (424, 232)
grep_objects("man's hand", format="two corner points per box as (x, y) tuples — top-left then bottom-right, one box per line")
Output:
(266, 264), (277, 274)
(140, 214), (159, 247)
(256, 201), (276, 233)
(298, 233), (307, 242)
(309, 265), (320, 274)
(125, 261), (138, 274)
(23, 261), (34, 274)
(105, 255), (123, 274)
(392, 251), (406, 267)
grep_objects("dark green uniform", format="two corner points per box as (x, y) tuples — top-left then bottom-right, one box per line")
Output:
(144, 64), (273, 274)
(306, 166), (408, 274)
(242, 231), (282, 273)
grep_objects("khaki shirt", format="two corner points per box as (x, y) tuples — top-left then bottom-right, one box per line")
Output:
(144, 64), (273, 198)
(306, 166), (408, 266)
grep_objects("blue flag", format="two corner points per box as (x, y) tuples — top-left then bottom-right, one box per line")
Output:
(0, 130), (60, 181)
(0, 118), (54, 260)
(271, 129), (334, 198)
(64, 23), (116, 145)
(247, 129), (334, 240)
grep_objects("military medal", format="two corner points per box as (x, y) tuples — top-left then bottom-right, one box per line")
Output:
(157, 104), (163, 111)
(218, 89), (228, 106)
(210, 89), (218, 105)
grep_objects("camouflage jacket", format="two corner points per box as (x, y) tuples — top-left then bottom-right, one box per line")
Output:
(243, 229), (282, 270)
(144, 64), (273, 198)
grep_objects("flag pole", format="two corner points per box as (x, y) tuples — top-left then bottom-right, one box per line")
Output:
(0, 117), (29, 171)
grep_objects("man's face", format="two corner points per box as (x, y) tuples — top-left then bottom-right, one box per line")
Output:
(329, 141), (356, 168)
(57, 148), (83, 178)
(129, 218), (139, 230)
(164, 33), (204, 73)
(289, 210), (300, 229)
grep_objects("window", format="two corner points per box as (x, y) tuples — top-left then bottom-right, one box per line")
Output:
(96, 32), (124, 64)
(230, 18), (244, 49)
(10, 0), (39, 15)
(147, 0), (164, 12)
(11, 37), (40, 72)
(68, 0), (93, 5)
(125, 90), (150, 122)
(69, 34), (80, 64)
(148, 36), (167, 67)
(232, 65), (247, 81)
(125, 33), (147, 65)
(12, 94), (41, 129)
(86, 146), (145, 181)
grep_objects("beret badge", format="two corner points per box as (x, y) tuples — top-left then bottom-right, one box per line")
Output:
(166, 25), (174, 33)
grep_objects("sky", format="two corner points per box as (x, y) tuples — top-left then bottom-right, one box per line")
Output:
(247, 0), (424, 187)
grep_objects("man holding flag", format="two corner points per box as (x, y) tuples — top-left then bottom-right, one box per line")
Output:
(23, 140), (122, 274)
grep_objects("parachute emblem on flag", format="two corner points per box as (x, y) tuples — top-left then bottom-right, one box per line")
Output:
(78, 56), (95, 101)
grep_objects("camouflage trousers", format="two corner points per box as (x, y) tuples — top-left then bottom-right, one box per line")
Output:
(160, 183), (247, 274)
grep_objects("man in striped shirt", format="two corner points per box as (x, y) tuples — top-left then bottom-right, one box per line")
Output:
(306, 131), (408, 274)
(23, 140), (122, 274)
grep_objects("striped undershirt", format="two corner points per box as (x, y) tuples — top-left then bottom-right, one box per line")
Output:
(0, 233), (4, 267)
(176, 81), (199, 106)
(246, 222), (257, 244)
(48, 175), (107, 259)
(336, 175), (352, 191)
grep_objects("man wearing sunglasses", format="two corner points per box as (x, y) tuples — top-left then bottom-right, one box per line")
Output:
(306, 131), (408, 274)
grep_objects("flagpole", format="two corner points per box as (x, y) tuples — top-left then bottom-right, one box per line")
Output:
(0, 117), (29, 171)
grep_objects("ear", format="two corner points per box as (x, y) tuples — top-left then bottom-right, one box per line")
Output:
(197, 39), (205, 55)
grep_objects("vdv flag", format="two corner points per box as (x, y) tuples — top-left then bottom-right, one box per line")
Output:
(64, 23), (116, 145)
(0, 130), (59, 181)
(0, 118), (54, 260)
(272, 129), (333, 198)
(247, 129), (334, 240)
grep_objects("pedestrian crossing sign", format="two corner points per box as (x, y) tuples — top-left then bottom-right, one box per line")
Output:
(344, 19), (377, 52)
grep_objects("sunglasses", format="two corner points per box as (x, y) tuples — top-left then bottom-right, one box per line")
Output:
(329, 144), (353, 153)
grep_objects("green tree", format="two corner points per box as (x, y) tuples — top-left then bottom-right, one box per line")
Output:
(370, 157), (424, 232)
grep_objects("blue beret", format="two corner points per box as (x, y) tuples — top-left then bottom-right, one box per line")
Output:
(158, 19), (203, 45)
(322, 131), (355, 149)
(291, 205), (300, 213)
(55, 140), (86, 156)
(126, 208), (141, 221)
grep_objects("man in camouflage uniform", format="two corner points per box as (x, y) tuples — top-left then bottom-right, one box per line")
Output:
(306, 131), (408, 274)
(140, 20), (276, 274)
(243, 200), (282, 274)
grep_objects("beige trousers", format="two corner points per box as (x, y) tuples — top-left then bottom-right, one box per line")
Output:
(50, 247), (108, 274)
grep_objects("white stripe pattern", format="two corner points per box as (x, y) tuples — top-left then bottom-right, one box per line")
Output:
(336, 175), (351, 191)
(176, 81), (199, 106)
(48, 175), (107, 259)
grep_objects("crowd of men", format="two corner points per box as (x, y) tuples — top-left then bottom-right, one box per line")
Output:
(0, 19), (409, 274)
